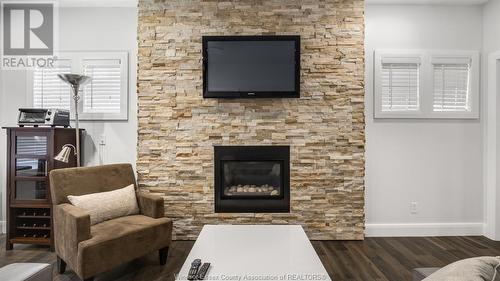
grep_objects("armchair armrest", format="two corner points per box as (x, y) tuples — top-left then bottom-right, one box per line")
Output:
(53, 204), (91, 260)
(137, 192), (165, 219)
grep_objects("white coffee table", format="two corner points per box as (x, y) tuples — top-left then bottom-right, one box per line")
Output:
(176, 225), (331, 281)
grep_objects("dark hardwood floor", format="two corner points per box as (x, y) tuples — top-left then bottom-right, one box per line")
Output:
(2, 235), (500, 281)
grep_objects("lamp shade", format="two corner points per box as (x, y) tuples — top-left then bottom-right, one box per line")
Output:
(57, 74), (91, 88)
(54, 145), (73, 163)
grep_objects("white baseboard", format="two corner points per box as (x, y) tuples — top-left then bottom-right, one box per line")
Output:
(0, 221), (485, 236)
(365, 222), (485, 237)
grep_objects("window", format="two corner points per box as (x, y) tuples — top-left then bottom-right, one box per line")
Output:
(30, 51), (128, 120)
(374, 50), (479, 119)
(432, 58), (471, 112)
(82, 58), (124, 116)
(381, 62), (420, 112)
(374, 52), (423, 118)
(33, 60), (71, 109)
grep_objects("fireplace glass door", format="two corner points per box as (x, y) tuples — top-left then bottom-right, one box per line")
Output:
(221, 161), (283, 199)
(214, 145), (290, 213)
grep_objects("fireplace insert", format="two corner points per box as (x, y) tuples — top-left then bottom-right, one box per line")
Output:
(214, 146), (290, 213)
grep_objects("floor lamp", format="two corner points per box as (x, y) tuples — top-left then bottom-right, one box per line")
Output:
(54, 74), (91, 167)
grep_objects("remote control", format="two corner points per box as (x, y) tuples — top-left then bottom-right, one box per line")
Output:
(188, 259), (202, 280)
(197, 263), (210, 280)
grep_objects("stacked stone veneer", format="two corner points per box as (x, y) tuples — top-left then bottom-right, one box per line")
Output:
(137, 0), (365, 240)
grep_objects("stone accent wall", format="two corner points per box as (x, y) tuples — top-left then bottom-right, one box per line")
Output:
(137, 0), (365, 240)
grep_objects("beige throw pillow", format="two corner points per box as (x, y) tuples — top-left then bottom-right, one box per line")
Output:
(423, 256), (500, 281)
(67, 184), (139, 225)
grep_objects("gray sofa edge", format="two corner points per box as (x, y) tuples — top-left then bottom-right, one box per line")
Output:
(413, 267), (441, 281)
(0, 263), (52, 281)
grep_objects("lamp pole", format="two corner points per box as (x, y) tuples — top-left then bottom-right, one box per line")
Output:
(71, 84), (81, 167)
(58, 74), (91, 167)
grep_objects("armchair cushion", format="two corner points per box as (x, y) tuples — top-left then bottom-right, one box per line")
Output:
(137, 192), (165, 219)
(77, 215), (172, 278)
(68, 184), (139, 225)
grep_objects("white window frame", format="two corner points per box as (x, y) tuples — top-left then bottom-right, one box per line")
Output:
(27, 51), (129, 121)
(428, 51), (480, 119)
(374, 49), (480, 119)
(374, 50), (424, 118)
(31, 59), (73, 110)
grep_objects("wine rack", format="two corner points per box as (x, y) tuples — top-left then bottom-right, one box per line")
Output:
(12, 208), (51, 244)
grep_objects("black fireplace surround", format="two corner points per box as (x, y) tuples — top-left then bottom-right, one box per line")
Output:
(214, 146), (290, 213)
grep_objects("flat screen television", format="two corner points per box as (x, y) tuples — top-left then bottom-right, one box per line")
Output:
(203, 35), (300, 98)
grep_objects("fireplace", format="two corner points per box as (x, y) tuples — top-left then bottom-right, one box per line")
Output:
(214, 146), (290, 213)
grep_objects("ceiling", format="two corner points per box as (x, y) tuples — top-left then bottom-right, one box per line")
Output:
(57, 0), (136, 7)
(58, 0), (489, 7)
(366, 0), (488, 5)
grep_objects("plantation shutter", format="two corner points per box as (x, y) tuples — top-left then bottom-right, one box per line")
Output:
(432, 58), (471, 112)
(33, 60), (72, 109)
(380, 58), (420, 112)
(82, 59), (122, 114)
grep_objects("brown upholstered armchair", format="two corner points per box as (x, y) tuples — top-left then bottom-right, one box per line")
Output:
(49, 164), (172, 281)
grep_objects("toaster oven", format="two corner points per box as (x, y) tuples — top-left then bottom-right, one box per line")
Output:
(18, 108), (70, 127)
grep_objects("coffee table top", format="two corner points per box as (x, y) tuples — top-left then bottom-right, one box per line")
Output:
(176, 225), (331, 281)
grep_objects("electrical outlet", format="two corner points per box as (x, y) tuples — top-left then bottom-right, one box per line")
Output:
(410, 202), (418, 214)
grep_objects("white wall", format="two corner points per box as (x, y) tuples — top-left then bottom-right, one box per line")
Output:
(58, 7), (138, 167)
(482, 0), (500, 240)
(0, 73), (2, 231)
(0, 70), (4, 232)
(0, 70), (30, 233)
(0, 7), (138, 231)
(365, 5), (485, 236)
(483, 0), (500, 54)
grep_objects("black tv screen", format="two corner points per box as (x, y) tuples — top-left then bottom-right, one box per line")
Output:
(203, 36), (300, 98)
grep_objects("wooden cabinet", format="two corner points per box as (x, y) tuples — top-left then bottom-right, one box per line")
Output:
(3, 127), (83, 250)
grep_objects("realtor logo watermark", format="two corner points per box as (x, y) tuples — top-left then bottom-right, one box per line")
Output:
(1, 1), (57, 69)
